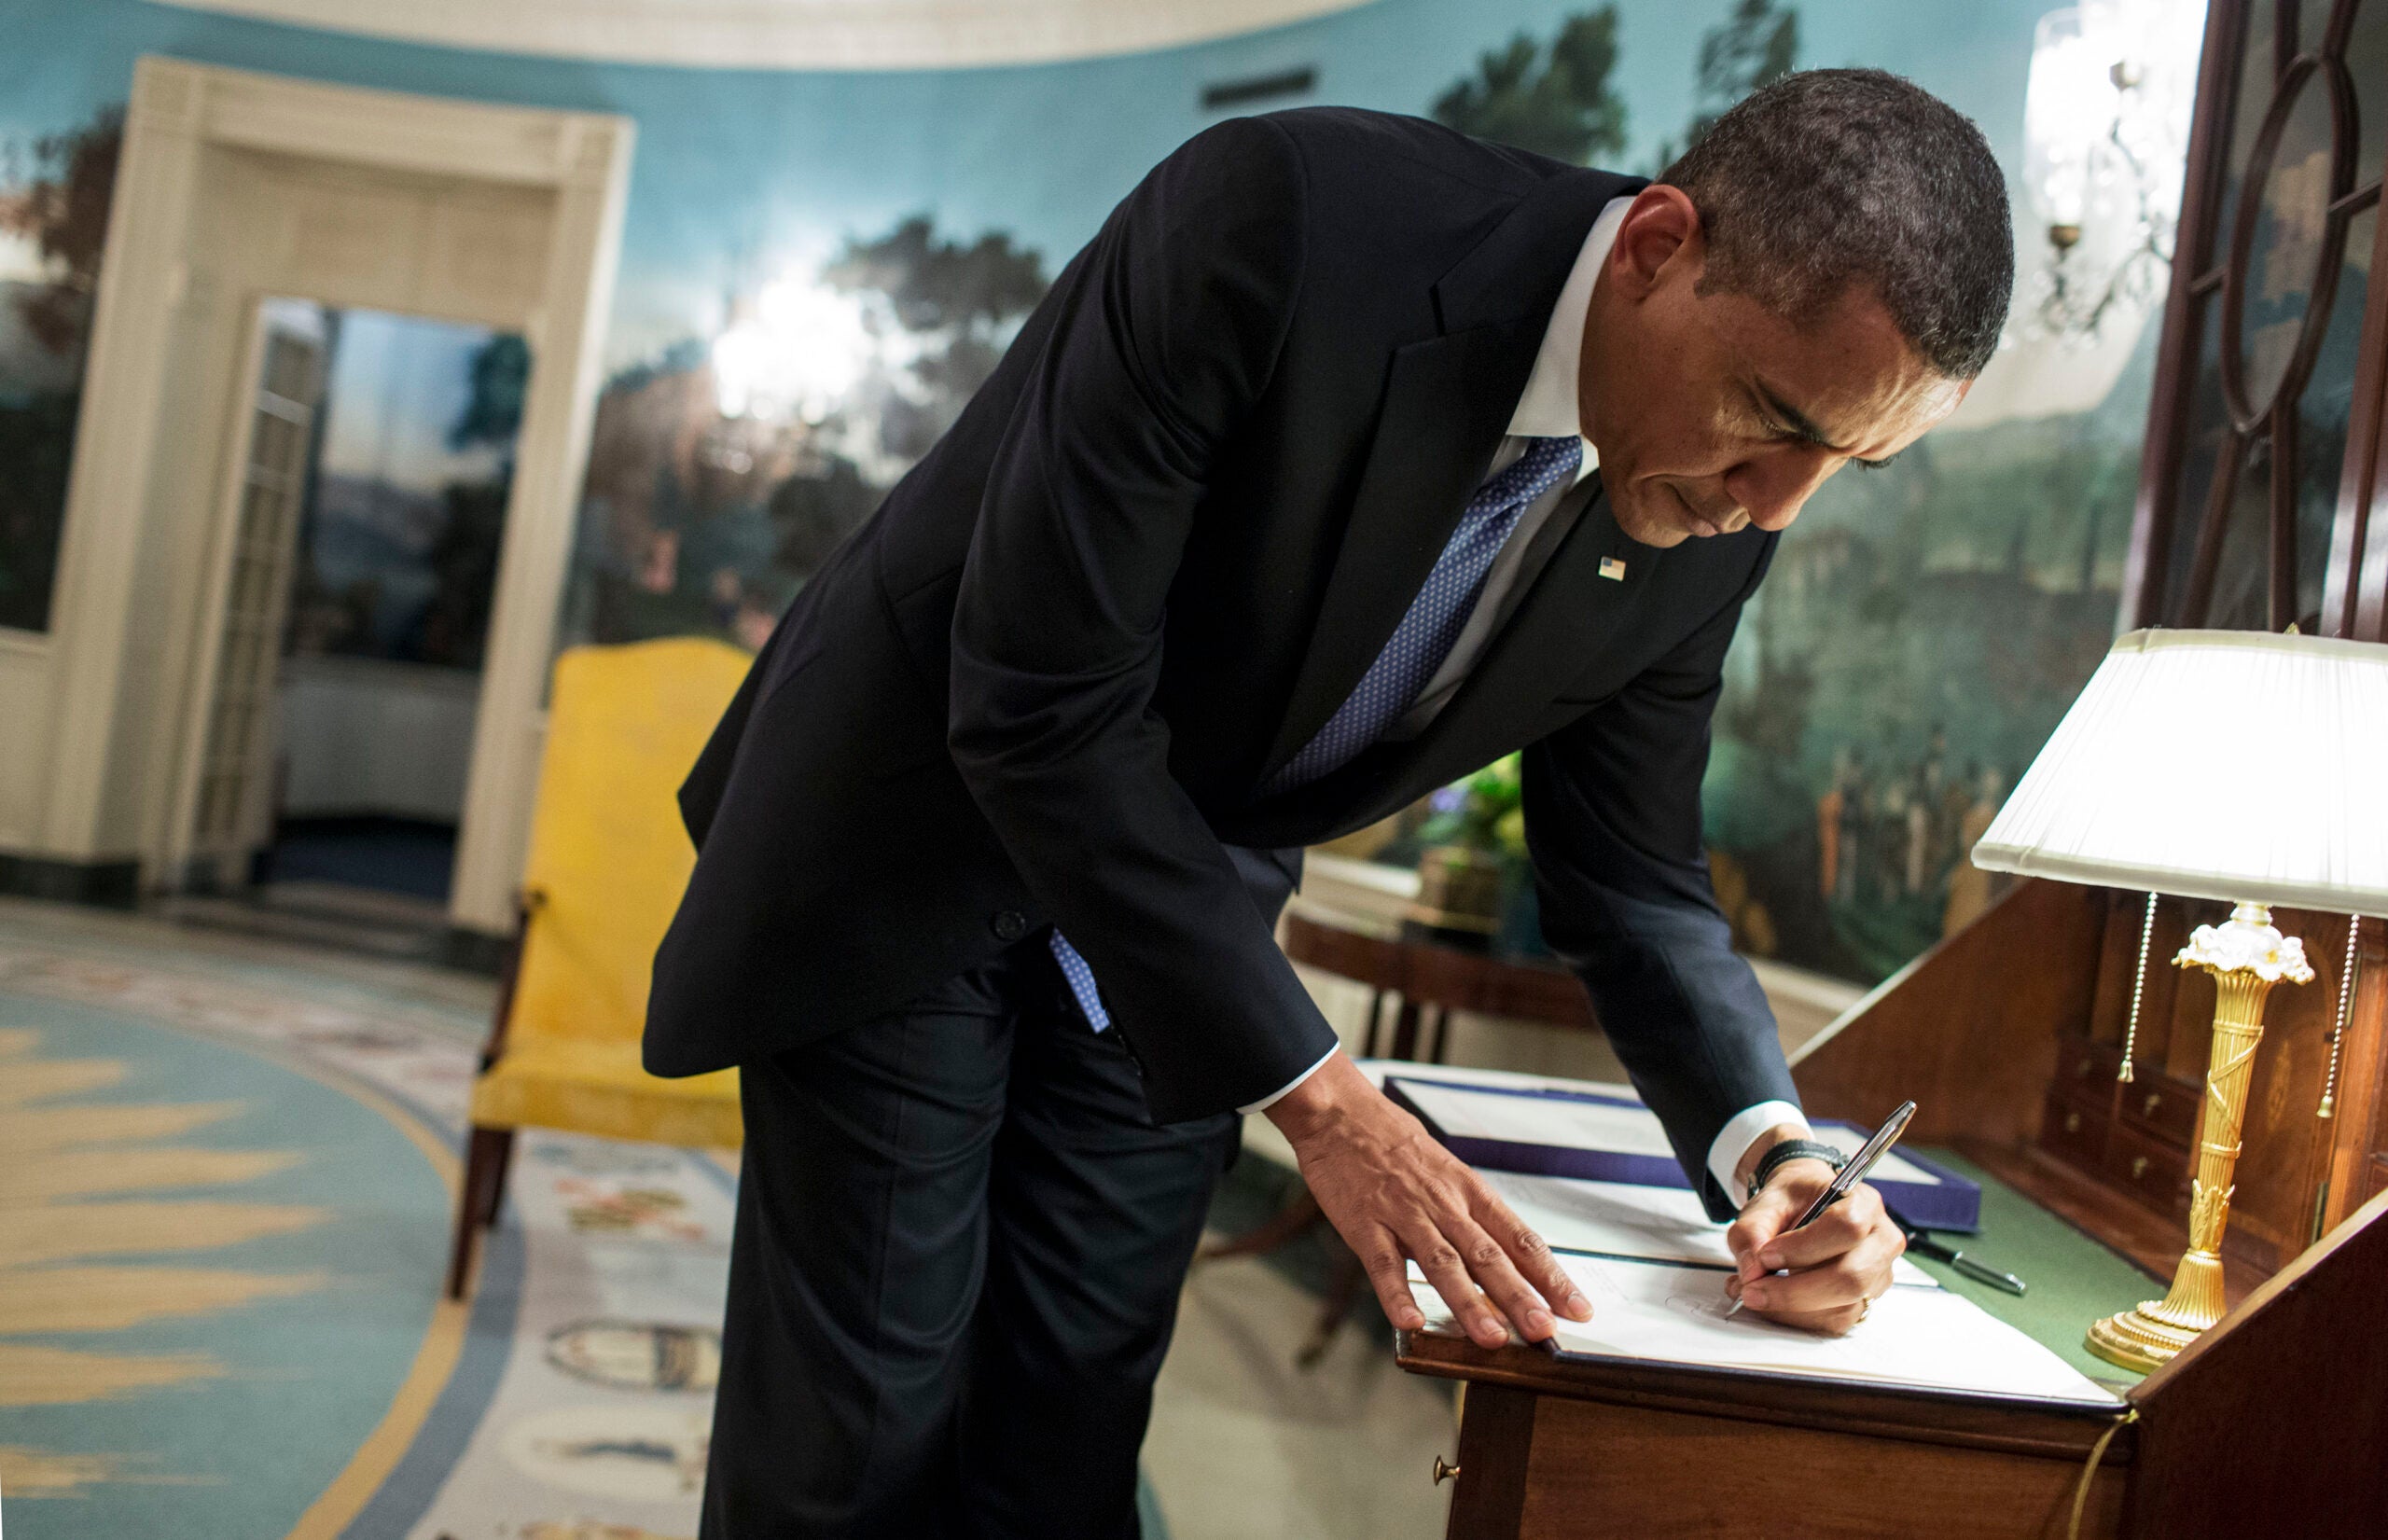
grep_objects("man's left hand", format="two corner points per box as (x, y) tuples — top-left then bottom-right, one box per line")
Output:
(1723, 1158), (1905, 1335)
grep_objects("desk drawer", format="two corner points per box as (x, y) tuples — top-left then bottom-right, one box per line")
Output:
(2116, 1071), (2201, 1145)
(2103, 1118), (2191, 1214)
(2054, 1035), (2121, 1089)
(2040, 1088), (2107, 1172)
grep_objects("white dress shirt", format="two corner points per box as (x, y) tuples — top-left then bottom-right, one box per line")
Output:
(1242, 195), (1807, 1200)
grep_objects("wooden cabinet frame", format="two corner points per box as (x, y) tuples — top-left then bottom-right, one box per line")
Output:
(2124, 0), (2388, 637)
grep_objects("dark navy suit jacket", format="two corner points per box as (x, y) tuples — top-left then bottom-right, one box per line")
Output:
(645, 107), (1795, 1218)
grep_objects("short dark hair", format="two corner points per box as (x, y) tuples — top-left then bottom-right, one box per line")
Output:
(1659, 68), (2013, 379)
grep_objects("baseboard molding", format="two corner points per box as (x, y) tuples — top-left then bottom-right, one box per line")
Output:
(0, 852), (141, 909)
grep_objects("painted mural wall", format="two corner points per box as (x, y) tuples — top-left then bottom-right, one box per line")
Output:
(0, 0), (2184, 982)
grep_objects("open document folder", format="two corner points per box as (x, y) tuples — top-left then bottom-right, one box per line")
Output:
(1386, 1074), (1981, 1230)
(1407, 1251), (2118, 1408)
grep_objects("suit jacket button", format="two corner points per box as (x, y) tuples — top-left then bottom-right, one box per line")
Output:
(991, 910), (1028, 941)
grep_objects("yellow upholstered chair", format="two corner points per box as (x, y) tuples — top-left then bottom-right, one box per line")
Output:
(444, 637), (752, 1297)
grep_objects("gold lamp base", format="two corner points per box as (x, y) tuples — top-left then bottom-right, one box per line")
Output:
(2083, 902), (2311, 1375)
(2084, 1254), (2227, 1373)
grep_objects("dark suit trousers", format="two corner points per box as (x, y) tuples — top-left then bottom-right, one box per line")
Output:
(701, 934), (1237, 1539)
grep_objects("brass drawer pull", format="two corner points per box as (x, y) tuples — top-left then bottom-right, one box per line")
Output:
(2131, 1156), (2150, 1179)
(1433, 1456), (1461, 1486)
(2076, 1058), (2094, 1078)
(2143, 1093), (2163, 1117)
(2064, 1110), (2082, 1133)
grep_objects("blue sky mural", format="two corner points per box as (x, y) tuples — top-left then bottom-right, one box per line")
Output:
(0, 0), (2203, 981)
(3, 0), (2048, 371)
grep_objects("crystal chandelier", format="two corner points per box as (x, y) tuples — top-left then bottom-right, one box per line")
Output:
(2020, 1), (2207, 341)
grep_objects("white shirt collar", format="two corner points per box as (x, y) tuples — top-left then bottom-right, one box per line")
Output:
(1505, 193), (1634, 478)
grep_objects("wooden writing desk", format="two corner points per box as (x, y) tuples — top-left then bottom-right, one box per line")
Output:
(1393, 876), (2388, 1540)
(1408, 1332), (2130, 1539)
(1405, 1182), (2386, 1537)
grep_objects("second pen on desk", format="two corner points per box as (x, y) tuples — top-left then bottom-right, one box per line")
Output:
(1724, 1099), (1917, 1319)
(1887, 1206), (2028, 1296)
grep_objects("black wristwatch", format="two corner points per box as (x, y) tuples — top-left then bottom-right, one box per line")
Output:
(1747, 1137), (1847, 1201)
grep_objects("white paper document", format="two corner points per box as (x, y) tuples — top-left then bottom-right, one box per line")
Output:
(1409, 1254), (2118, 1407)
(1481, 1170), (1937, 1288)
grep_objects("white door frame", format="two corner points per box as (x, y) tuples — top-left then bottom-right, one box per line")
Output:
(41, 57), (632, 932)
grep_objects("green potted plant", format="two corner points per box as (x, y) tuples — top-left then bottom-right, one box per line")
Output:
(1405, 755), (1528, 944)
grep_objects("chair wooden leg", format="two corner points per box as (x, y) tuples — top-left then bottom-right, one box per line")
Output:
(1197, 1187), (1323, 1262)
(480, 1126), (517, 1228)
(1297, 1245), (1369, 1368)
(445, 1125), (511, 1300)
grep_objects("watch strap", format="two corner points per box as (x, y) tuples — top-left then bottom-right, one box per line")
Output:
(1748, 1137), (1847, 1200)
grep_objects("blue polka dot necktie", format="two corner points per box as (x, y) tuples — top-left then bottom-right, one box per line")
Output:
(1051, 435), (1585, 1032)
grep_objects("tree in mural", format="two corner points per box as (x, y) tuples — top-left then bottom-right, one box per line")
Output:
(0, 107), (120, 356)
(768, 455), (881, 576)
(751, 214), (1050, 596)
(1688, 0), (1800, 149)
(822, 215), (1049, 464)
(1648, 0), (1800, 173)
(569, 216), (1051, 649)
(1429, 7), (1627, 165)
(0, 106), (122, 632)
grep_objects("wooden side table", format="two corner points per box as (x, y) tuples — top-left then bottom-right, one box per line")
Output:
(1279, 906), (1597, 1062)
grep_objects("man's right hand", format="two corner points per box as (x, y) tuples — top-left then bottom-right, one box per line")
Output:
(1265, 1053), (1591, 1348)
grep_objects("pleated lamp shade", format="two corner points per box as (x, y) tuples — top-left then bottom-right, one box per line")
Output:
(1971, 629), (2388, 912)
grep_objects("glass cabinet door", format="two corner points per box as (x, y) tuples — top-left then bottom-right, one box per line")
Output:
(2130, 0), (2388, 638)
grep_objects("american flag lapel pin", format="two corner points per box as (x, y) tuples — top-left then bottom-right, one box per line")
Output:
(1599, 556), (1628, 581)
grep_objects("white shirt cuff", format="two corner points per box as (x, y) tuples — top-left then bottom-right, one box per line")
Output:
(1706, 1100), (1812, 1200)
(1239, 1046), (1341, 1117)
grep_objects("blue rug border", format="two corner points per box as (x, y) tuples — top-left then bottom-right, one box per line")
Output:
(334, 1203), (526, 1540)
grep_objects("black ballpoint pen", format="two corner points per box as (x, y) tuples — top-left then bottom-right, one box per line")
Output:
(1886, 1206), (2027, 1296)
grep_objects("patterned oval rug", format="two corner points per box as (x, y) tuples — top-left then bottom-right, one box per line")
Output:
(0, 905), (743, 1540)
(0, 901), (1171, 1540)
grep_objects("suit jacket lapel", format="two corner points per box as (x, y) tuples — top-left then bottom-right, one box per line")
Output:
(1258, 164), (1644, 784)
(1258, 322), (1537, 778)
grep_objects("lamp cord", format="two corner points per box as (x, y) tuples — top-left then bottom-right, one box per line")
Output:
(2118, 892), (2158, 1084)
(2068, 1408), (2139, 1540)
(2319, 914), (2361, 1120)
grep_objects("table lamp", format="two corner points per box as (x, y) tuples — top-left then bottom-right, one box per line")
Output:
(1969, 628), (2388, 1372)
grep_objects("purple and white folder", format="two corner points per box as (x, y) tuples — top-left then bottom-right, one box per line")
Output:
(1383, 1075), (1981, 1233)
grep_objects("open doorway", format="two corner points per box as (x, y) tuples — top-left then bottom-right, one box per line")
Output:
(178, 295), (524, 942)
(262, 301), (524, 905)
(24, 62), (628, 942)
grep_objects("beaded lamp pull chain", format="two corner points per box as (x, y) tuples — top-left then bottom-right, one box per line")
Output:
(2319, 913), (2361, 1120)
(2118, 891), (2159, 1084)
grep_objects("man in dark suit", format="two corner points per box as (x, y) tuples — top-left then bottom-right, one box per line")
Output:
(653, 68), (2012, 1538)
